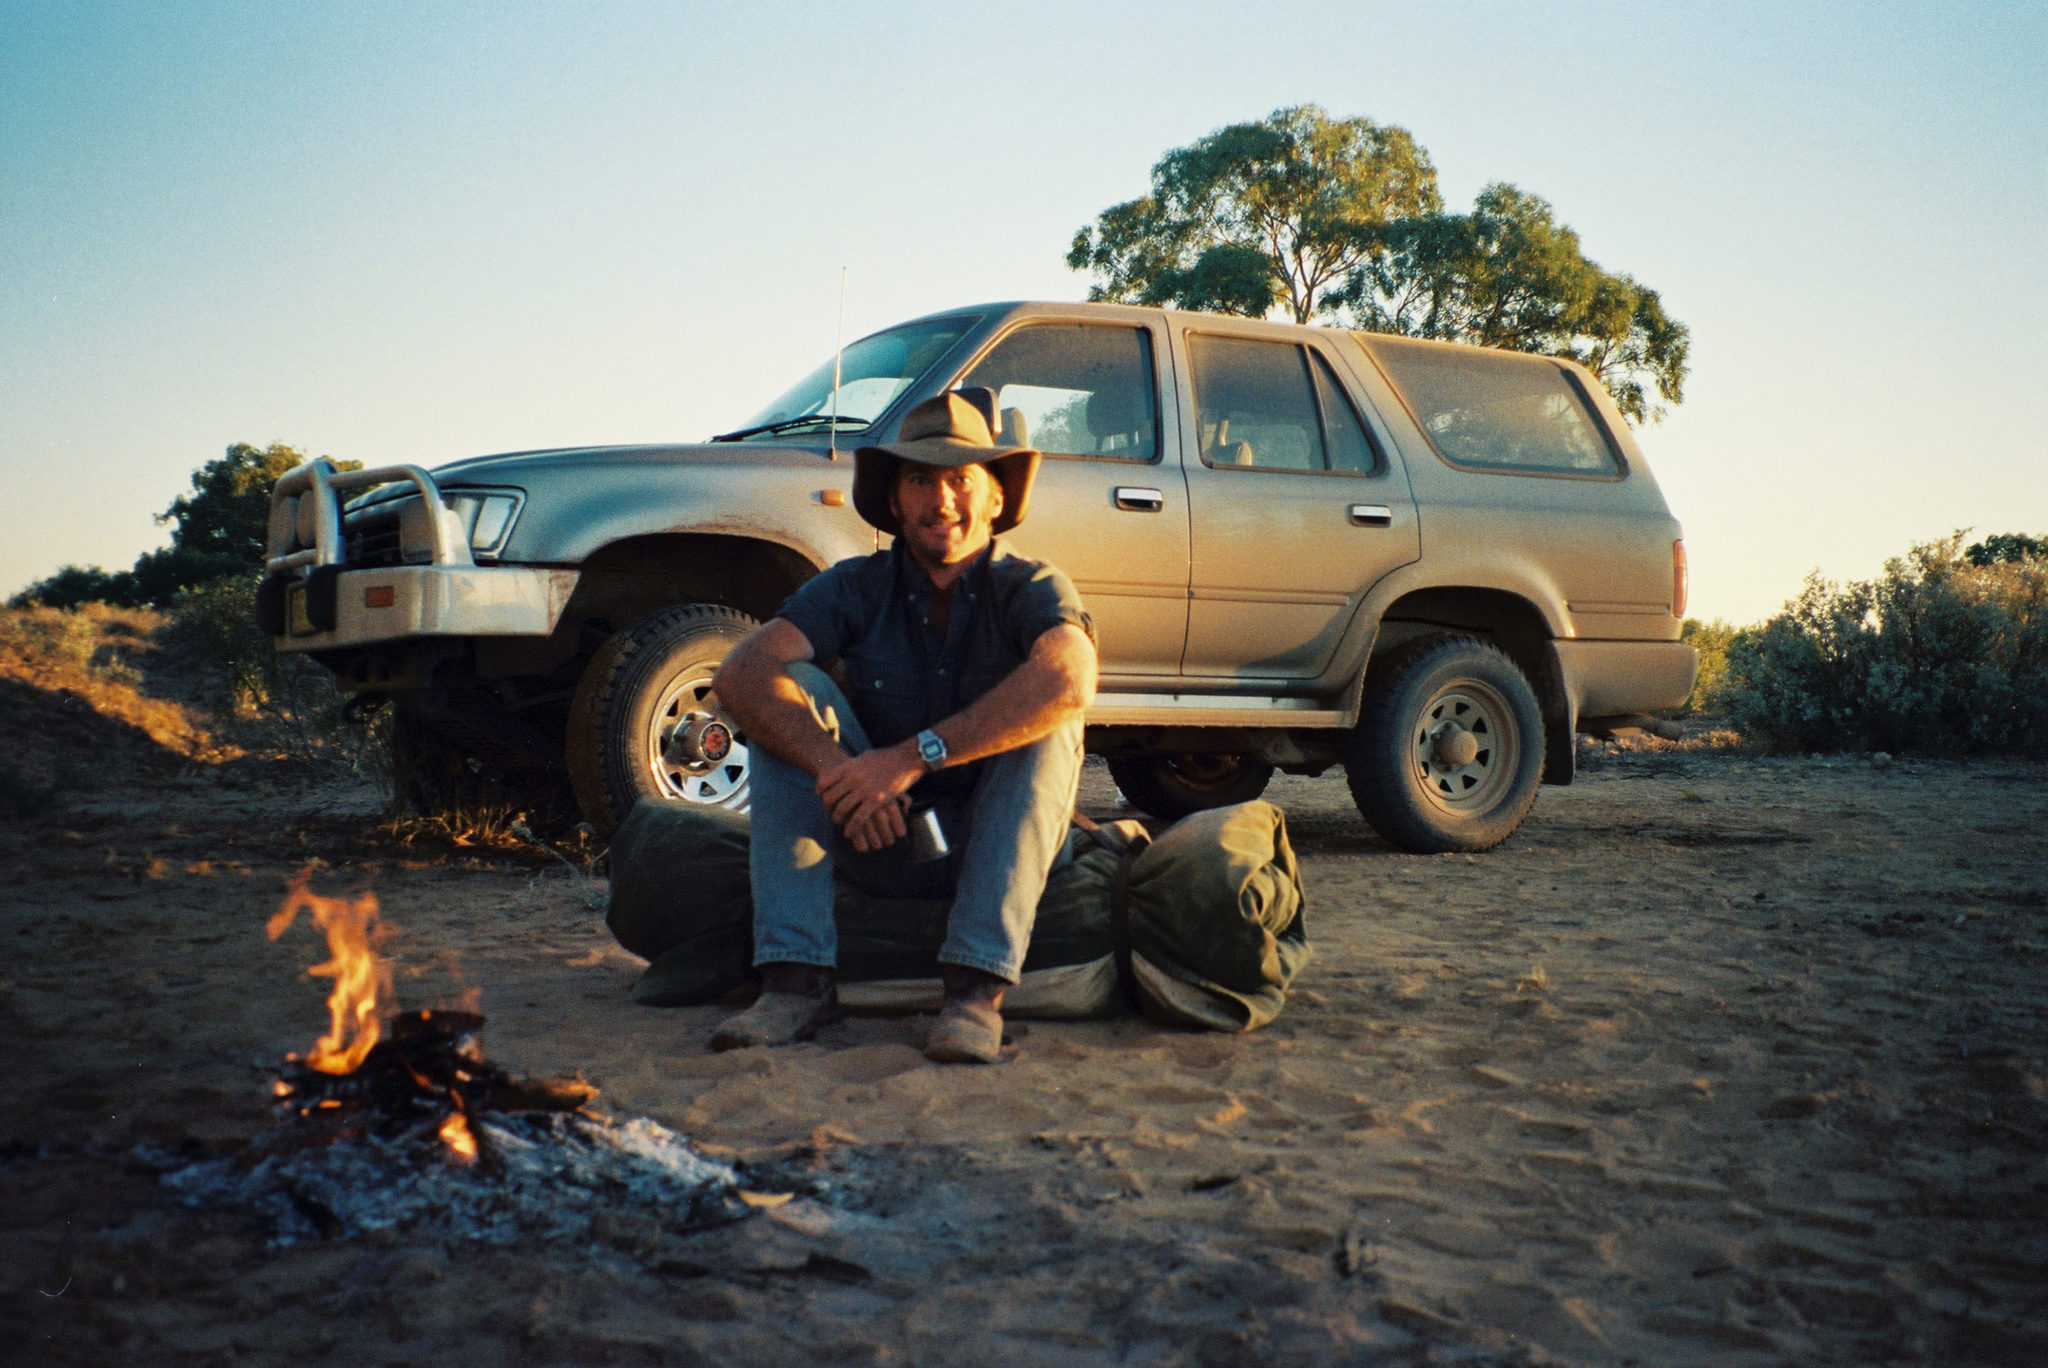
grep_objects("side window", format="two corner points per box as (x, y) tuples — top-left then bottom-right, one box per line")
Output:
(1366, 337), (1622, 475)
(1311, 352), (1382, 474)
(959, 324), (1158, 462)
(1187, 335), (1323, 471)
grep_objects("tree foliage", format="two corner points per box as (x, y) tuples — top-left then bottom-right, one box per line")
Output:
(1337, 184), (1688, 423)
(1068, 107), (1690, 423)
(11, 443), (352, 609)
(1965, 532), (2046, 566)
(1066, 105), (1440, 325)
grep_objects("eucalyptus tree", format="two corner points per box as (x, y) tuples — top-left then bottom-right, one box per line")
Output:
(1068, 109), (1689, 424)
(1337, 183), (1688, 424)
(1066, 104), (1440, 325)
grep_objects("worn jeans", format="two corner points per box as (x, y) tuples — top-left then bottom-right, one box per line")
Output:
(747, 663), (1083, 983)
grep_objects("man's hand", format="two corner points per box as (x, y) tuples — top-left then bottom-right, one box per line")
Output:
(815, 744), (923, 853)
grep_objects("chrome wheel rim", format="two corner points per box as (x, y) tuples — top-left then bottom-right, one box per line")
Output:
(646, 673), (750, 809)
(1410, 679), (1518, 814)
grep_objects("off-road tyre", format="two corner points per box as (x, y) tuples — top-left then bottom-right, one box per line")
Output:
(566, 604), (758, 835)
(1107, 752), (1275, 822)
(1344, 634), (1544, 853)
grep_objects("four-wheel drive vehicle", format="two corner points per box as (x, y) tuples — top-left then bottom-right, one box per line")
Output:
(261, 301), (1695, 852)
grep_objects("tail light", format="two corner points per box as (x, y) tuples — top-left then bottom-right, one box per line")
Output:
(1672, 540), (1689, 618)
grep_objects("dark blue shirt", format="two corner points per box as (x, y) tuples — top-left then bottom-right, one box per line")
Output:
(775, 539), (1092, 786)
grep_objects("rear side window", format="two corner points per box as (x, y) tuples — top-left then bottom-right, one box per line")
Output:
(1187, 335), (1384, 474)
(1366, 338), (1621, 476)
(960, 324), (1158, 462)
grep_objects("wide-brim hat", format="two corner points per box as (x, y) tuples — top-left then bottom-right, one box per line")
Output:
(853, 387), (1040, 536)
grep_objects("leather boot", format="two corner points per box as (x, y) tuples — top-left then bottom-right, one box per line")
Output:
(925, 964), (1008, 1064)
(709, 963), (840, 1051)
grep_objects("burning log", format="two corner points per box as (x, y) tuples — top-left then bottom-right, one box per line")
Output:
(167, 871), (761, 1247)
(264, 872), (596, 1167)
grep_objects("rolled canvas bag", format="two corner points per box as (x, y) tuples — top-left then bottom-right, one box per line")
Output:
(606, 801), (1127, 1018)
(605, 798), (1308, 1030)
(1104, 803), (1312, 1033)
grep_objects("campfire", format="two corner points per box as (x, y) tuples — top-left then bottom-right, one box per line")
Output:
(156, 871), (766, 1246)
(260, 872), (595, 1173)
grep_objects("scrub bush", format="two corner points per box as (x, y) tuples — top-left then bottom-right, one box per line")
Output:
(1678, 617), (1738, 713)
(172, 574), (389, 778)
(1721, 533), (2048, 755)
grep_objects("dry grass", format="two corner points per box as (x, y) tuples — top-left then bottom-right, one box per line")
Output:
(0, 603), (235, 765)
(374, 804), (537, 852)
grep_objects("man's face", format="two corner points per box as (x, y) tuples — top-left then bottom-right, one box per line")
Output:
(891, 461), (1004, 570)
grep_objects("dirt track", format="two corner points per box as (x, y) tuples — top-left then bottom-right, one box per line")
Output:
(3, 738), (2045, 1366)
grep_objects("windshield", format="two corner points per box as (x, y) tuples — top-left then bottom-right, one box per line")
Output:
(720, 315), (977, 440)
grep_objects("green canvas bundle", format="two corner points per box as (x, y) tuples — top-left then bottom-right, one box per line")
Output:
(605, 797), (1309, 1032)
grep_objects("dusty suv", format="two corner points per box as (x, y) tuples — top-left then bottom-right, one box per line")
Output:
(261, 301), (1695, 852)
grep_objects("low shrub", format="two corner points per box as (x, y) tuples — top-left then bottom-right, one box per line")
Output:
(1677, 617), (1738, 713)
(171, 575), (389, 780)
(1721, 532), (2048, 755)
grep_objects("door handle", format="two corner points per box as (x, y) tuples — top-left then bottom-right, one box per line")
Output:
(1115, 487), (1165, 512)
(1349, 503), (1393, 527)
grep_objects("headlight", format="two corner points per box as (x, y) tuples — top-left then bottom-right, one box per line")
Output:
(399, 490), (523, 561)
(446, 492), (522, 556)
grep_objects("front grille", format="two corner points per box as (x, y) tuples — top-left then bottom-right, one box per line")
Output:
(343, 506), (405, 568)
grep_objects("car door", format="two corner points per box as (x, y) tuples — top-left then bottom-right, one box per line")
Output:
(1175, 325), (1421, 681)
(952, 315), (1190, 679)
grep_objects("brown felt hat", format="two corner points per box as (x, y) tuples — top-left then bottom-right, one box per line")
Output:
(853, 388), (1040, 536)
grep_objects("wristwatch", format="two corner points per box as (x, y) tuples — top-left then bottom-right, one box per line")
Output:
(915, 728), (948, 772)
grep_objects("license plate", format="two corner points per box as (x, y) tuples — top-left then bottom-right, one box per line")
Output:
(287, 585), (313, 635)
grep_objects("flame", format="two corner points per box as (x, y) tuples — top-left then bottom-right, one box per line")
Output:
(267, 870), (392, 1075)
(439, 1109), (478, 1162)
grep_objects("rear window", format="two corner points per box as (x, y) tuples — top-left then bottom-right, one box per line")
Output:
(1363, 336), (1622, 476)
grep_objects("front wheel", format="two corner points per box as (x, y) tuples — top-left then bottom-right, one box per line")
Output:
(1107, 752), (1275, 822)
(1344, 635), (1544, 853)
(566, 604), (758, 834)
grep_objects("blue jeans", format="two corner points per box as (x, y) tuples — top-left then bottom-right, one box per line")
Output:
(747, 663), (1083, 983)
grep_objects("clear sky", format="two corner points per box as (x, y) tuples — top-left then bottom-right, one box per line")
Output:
(4, 0), (2044, 623)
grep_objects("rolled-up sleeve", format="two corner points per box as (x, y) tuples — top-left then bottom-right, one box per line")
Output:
(774, 562), (860, 662)
(1000, 559), (1095, 655)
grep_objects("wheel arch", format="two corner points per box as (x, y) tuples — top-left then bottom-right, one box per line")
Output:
(1368, 586), (1576, 786)
(559, 533), (822, 641)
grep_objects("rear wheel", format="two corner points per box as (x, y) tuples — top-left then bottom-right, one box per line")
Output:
(1344, 635), (1543, 853)
(566, 604), (758, 834)
(1107, 752), (1275, 822)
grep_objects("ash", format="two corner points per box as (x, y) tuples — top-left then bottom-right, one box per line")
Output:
(155, 1111), (748, 1248)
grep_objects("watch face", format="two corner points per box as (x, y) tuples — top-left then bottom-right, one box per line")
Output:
(919, 731), (945, 767)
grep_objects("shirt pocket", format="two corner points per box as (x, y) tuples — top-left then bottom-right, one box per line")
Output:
(841, 645), (926, 747)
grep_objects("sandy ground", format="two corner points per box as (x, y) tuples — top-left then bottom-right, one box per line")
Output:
(3, 738), (2046, 1367)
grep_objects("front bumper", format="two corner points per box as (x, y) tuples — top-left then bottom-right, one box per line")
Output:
(270, 565), (580, 653)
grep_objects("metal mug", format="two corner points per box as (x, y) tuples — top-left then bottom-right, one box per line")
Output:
(907, 807), (949, 864)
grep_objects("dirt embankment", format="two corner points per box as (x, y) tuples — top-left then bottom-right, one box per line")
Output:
(2, 662), (2045, 1364)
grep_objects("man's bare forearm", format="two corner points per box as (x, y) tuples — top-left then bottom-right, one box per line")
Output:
(711, 625), (848, 779)
(920, 623), (1097, 769)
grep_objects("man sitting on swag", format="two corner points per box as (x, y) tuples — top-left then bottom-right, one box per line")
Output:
(710, 387), (1098, 1064)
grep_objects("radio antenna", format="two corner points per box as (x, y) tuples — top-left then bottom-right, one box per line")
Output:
(827, 266), (848, 461)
